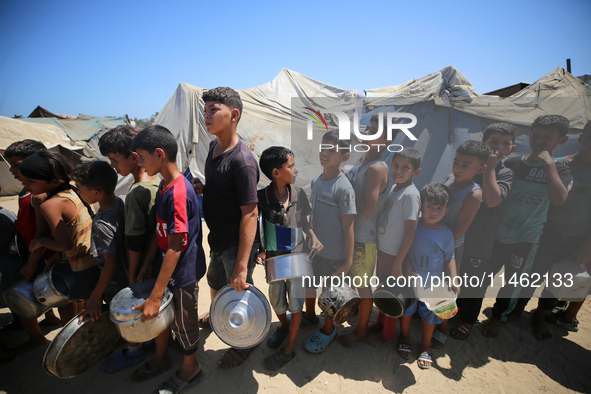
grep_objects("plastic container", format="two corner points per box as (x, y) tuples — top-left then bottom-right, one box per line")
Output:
(419, 286), (458, 320)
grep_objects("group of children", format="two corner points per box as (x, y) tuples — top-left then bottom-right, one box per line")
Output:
(1, 85), (589, 389)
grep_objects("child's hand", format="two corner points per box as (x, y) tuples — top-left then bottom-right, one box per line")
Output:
(230, 269), (249, 291)
(310, 238), (324, 254)
(391, 264), (403, 279)
(255, 251), (266, 265)
(29, 238), (44, 253)
(486, 149), (504, 169)
(530, 150), (554, 166)
(452, 284), (461, 297)
(135, 264), (150, 283)
(191, 178), (204, 195)
(20, 263), (37, 281)
(133, 295), (161, 322)
(79, 295), (102, 323)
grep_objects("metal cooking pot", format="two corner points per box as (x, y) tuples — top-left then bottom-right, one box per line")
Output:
(33, 265), (72, 307)
(265, 250), (316, 283)
(3, 279), (50, 319)
(109, 279), (175, 343)
(318, 285), (360, 325)
(373, 283), (416, 318)
(210, 284), (272, 349)
(43, 308), (119, 378)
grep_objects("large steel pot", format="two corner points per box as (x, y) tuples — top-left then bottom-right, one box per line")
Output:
(210, 284), (272, 349)
(43, 308), (119, 378)
(318, 285), (360, 325)
(373, 282), (416, 318)
(3, 279), (49, 319)
(33, 264), (72, 307)
(109, 279), (175, 343)
(265, 251), (315, 283)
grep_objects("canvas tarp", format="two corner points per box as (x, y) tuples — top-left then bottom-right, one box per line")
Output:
(155, 66), (590, 191)
(0, 116), (87, 195)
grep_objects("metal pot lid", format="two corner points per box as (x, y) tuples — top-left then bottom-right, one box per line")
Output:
(210, 284), (272, 349)
(109, 279), (173, 322)
(3, 280), (49, 320)
(258, 212), (265, 250)
(43, 308), (119, 378)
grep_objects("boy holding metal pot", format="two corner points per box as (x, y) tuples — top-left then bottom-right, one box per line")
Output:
(256, 146), (322, 370)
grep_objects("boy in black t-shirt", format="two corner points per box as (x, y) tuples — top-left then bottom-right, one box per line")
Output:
(192, 87), (260, 368)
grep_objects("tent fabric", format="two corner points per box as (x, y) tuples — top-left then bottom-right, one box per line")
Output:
(155, 66), (590, 192)
(0, 116), (87, 195)
(21, 113), (126, 142)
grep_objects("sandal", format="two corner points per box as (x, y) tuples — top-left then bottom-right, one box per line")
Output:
(417, 351), (433, 370)
(304, 328), (336, 354)
(555, 318), (580, 332)
(264, 349), (296, 370)
(397, 343), (412, 359)
(153, 370), (202, 394)
(449, 323), (472, 341)
(131, 361), (172, 382)
(267, 327), (289, 349)
(430, 329), (447, 349)
(218, 347), (252, 368)
(198, 314), (211, 329)
(102, 348), (146, 373)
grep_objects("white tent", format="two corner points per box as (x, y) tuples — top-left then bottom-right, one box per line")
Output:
(155, 66), (590, 190)
(0, 116), (86, 195)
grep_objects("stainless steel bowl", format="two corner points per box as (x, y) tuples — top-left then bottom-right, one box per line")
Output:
(3, 279), (50, 319)
(210, 284), (272, 349)
(33, 265), (72, 307)
(109, 279), (175, 343)
(265, 253), (314, 283)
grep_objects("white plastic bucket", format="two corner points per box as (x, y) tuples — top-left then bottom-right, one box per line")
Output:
(419, 286), (458, 319)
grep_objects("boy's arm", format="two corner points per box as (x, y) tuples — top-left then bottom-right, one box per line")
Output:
(136, 232), (159, 283)
(451, 189), (482, 241)
(231, 203), (258, 291)
(20, 200), (51, 280)
(133, 233), (184, 322)
(333, 214), (355, 277)
(391, 220), (417, 278)
(80, 252), (117, 323)
(482, 152), (504, 207)
(356, 164), (388, 217)
(533, 151), (569, 206)
(29, 198), (73, 253)
(444, 257), (460, 295)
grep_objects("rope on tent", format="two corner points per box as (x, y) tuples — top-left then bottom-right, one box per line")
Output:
(0, 152), (10, 166)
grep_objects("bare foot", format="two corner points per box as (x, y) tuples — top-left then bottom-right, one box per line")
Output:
(506, 305), (525, 323)
(482, 317), (503, 338)
(367, 321), (383, 334)
(177, 363), (201, 382)
(532, 309), (552, 340)
(338, 330), (367, 347)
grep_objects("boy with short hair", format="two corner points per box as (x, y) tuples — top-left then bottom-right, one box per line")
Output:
(372, 148), (422, 345)
(526, 120), (591, 339)
(303, 131), (356, 354)
(256, 146), (322, 370)
(397, 183), (458, 370)
(198, 86), (260, 368)
(131, 125), (206, 391)
(99, 124), (161, 371)
(339, 125), (390, 347)
(451, 123), (516, 340)
(433, 140), (488, 347)
(71, 160), (127, 322)
(483, 114), (572, 338)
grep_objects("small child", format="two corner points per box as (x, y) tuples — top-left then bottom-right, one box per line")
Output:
(71, 160), (127, 322)
(483, 114), (572, 338)
(372, 148), (422, 344)
(20, 150), (100, 325)
(256, 146), (322, 370)
(434, 140), (488, 347)
(397, 183), (458, 370)
(451, 123), (516, 340)
(99, 124), (161, 372)
(339, 121), (390, 348)
(303, 130), (356, 354)
(131, 125), (206, 391)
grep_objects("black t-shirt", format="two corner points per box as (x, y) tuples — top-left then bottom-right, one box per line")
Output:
(202, 139), (259, 253)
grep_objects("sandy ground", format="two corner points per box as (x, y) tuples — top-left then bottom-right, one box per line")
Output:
(1, 195), (590, 393)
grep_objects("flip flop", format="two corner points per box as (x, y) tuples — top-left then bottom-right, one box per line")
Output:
(267, 327), (289, 349)
(417, 351), (433, 370)
(153, 370), (203, 394)
(304, 328), (336, 354)
(397, 343), (412, 359)
(264, 349), (296, 370)
(430, 329), (447, 349)
(218, 347), (252, 368)
(131, 361), (172, 382)
(198, 315), (211, 329)
(449, 323), (472, 341)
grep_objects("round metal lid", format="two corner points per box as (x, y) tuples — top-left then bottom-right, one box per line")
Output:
(43, 309), (119, 378)
(109, 279), (173, 322)
(210, 284), (272, 349)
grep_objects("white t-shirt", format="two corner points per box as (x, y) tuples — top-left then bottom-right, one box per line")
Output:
(377, 184), (421, 256)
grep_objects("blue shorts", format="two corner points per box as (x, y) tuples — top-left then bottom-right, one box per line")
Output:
(402, 299), (443, 325)
(206, 243), (258, 291)
(53, 262), (100, 300)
